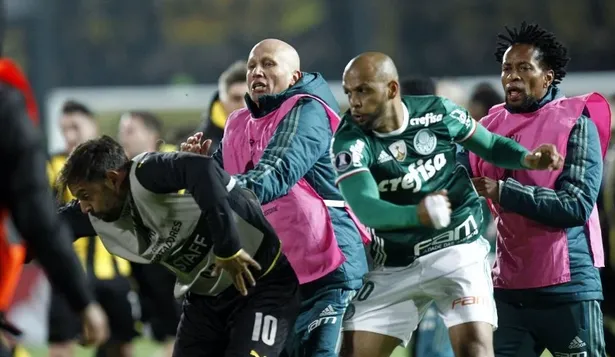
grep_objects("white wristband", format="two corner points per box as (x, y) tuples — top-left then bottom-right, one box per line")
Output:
(425, 195), (451, 229)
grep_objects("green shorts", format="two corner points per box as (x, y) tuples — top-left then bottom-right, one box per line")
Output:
(494, 299), (606, 357)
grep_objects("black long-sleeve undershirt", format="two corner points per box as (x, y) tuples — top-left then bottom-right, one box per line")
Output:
(58, 152), (243, 259)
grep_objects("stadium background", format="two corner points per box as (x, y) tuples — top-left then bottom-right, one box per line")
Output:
(2, 0), (615, 356)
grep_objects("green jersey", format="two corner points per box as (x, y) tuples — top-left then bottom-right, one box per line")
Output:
(331, 95), (485, 267)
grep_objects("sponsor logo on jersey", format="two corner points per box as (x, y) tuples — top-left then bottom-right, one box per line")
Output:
(413, 128), (437, 155)
(334, 151), (352, 172)
(413, 214), (479, 257)
(409, 112), (443, 127)
(377, 153), (446, 192)
(389, 140), (407, 161)
(377, 150), (394, 164)
(449, 109), (472, 128)
(151, 220), (183, 262)
(349, 139), (366, 167)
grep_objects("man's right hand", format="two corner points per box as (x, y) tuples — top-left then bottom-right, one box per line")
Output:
(179, 132), (212, 156)
(213, 249), (262, 297)
(417, 190), (452, 229)
(80, 303), (109, 347)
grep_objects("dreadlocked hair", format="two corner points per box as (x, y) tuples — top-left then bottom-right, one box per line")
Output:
(494, 22), (570, 85)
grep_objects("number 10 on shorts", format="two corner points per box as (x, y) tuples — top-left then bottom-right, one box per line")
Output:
(251, 312), (278, 346)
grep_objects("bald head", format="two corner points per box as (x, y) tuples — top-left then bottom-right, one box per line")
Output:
(344, 52), (399, 84)
(250, 39), (300, 71)
(247, 39), (302, 103)
(342, 52), (402, 132)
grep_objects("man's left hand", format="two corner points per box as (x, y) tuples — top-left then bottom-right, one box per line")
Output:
(471, 177), (500, 203)
(179, 132), (212, 156)
(523, 144), (564, 170)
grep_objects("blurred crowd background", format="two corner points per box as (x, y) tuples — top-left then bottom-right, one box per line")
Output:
(3, 0), (615, 356)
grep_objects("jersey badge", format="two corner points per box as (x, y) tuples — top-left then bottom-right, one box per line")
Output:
(334, 151), (352, 172)
(413, 129), (437, 155)
(388, 140), (407, 161)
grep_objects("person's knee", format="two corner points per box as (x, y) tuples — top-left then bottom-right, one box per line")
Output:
(455, 339), (492, 357)
(449, 322), (494, 357)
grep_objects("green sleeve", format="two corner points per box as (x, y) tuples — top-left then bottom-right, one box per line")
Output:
(330, 128), (373, 185)
(441, 99), (478, 141)
(337, 171), (422, 230)
(460, 123), (531, 170)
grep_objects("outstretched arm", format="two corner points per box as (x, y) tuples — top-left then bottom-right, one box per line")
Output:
(441, 100), (530, 171)
(458, 122), (530, 170)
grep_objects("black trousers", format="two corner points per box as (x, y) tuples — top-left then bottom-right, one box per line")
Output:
(173, 256), (300, 357)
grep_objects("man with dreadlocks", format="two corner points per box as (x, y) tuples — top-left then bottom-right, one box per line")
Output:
(467, 22), (611, 357)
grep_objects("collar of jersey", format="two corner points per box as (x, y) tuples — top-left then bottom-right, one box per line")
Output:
(372, 102), (409, 138)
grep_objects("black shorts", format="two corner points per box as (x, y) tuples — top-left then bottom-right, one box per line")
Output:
(131, 262), (181, 342)
(48, 275), (140, 344)
(172, 255), (300, 357)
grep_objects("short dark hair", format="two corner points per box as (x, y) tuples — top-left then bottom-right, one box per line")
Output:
(494, 22), (570, 85)
(126, 111), (163, 136)
(218, 60), (247, 94)
(57, 135), (129, 191)
(400, 77), (436, 96)
(470, 82), (503, 109)
(62, 100), (94, 118)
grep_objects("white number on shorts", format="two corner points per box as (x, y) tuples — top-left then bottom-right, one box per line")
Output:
(251, 312), (278, 346)
(356, 281), (374, 301)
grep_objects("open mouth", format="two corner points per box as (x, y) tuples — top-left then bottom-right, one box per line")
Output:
(251, 82), (267, 92)
(506, 86), (524, 101)
(352, 114), (367, 125)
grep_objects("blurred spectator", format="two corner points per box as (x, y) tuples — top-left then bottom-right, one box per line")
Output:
(400, 76), (436, 96)
(467, 82), (504, 120)
(58, 101), (99, 154)
(118, 111), (170, 158)
(198, 60), (247, 152)
(435, 79), (467, 107)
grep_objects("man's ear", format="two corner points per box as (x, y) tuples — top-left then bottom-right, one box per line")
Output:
(105, 170), (123, 190)
(544, 69), (555, 88)
(388, 80), (399, 99)
(290, 70), (302, 86)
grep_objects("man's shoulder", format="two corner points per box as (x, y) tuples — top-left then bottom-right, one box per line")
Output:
(332, 116), (368, 149)
(292, 95), (330, 117)
(403, 94), (450, 113)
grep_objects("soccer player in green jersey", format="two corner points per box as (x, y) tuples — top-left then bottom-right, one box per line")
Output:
(331, 52), (563, 357)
